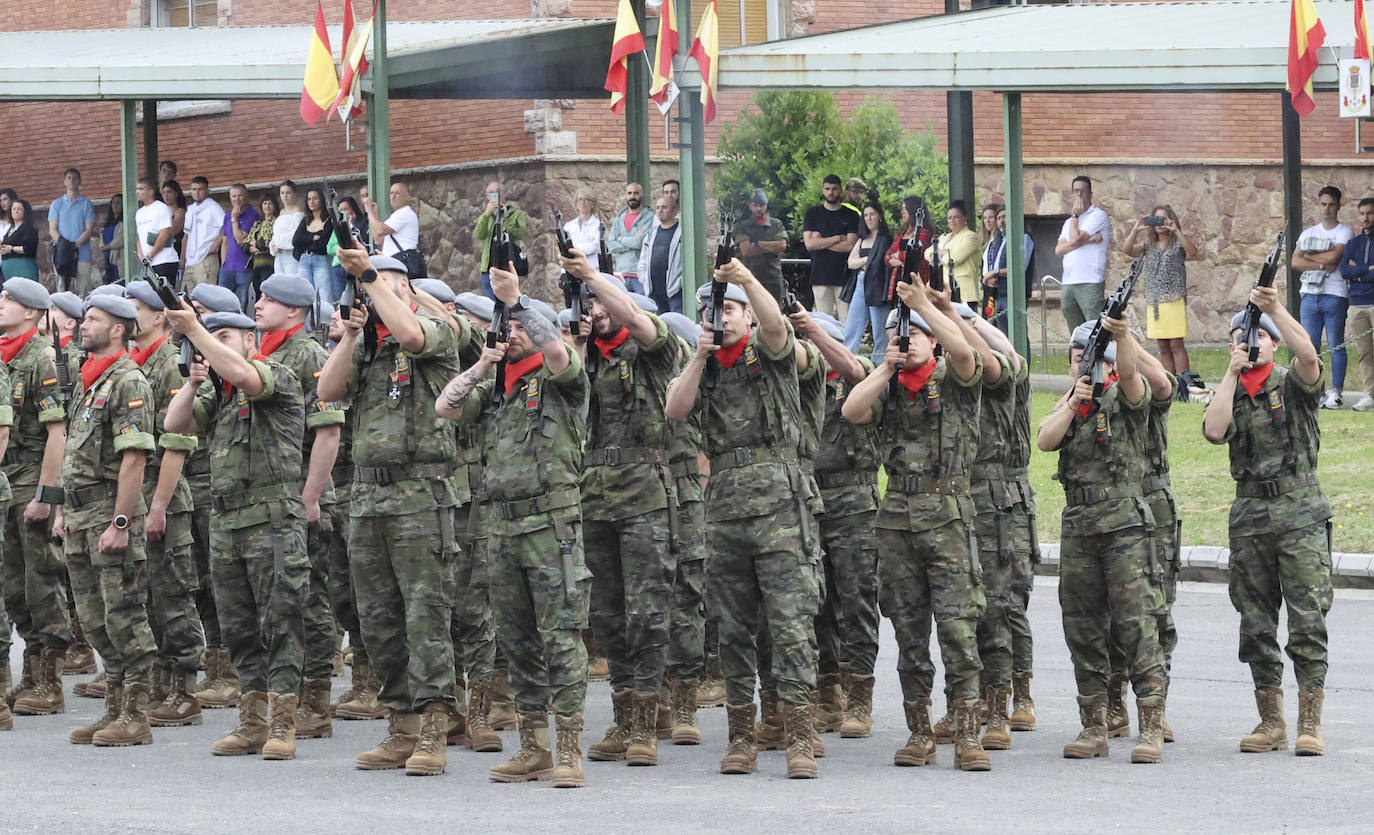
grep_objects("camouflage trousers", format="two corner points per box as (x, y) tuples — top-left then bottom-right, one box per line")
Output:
(1110, 491), (1180, 680)
(972, 503), (1015, 687)
(816, 510), (880, 677)
(1007, 497), (1039, 676)
(1060, 525), (1167, 702)
(487, 512), (591, 716)
(323, 499), (365, 663)
(189, 502), (219, 646)
(707, 506), (818, 706)
(667, 499), (707, 680)
(3, 498), (73, 651)
(211, 508), (309, 695)
(302, 511), (338, 681)
(65, 519), (156, 687)
(585, 509), (675, 694)
(1229, 521), (1333, 690)
(349, 507), (457, 713)
(878, 520), (985, 704)
(0, 498), (9, 666)
(450, 498), (496, 684)
(145, 510), (205, 674)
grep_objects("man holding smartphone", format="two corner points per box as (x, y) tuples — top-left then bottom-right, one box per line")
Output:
(471, 182), (528, 302)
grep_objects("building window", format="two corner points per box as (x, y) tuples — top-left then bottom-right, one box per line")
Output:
(718, 0), (771, 47)
(156, 0), (220, 27)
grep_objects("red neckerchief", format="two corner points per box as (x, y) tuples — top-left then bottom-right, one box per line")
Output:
(715, 328), (752, 370)
(255, 323), (302, 361)
(59, 335), (71, 348)
(504, 352), (545, 398)
(826, 370), (840, 382)
(897, 359), (938, 399)
(1239, 363), (1274, 399)
(752, 213), (770, 225)
(1076, 371), (1120, 417)
(373, 303), (420, 343)
(624, 209), (642, 230)
(595, 327), (630, 360)
(0, 327), (37, 364)
(81, 349), (126, 391)
(129, 335), (167, 367)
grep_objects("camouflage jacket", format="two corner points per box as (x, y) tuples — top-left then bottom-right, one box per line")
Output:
(62, 356), (155, 532)
(1, 331), (65, 489)
(815, 356), (880, 519)
(1144, 373), (1177, 526)
(1007, 357), (1033, 475)
(665, 336), (703, 508)
(454, 316), (486, 505)
(0, 362), (14, 504)
(1055, 377), (1155, 536)
(731, 216), (788, 298)
(266, 328), (347, 507)
(1217, 360), (1331, 533)
(870, 353), (982, 533)
(130, 337), (197, 515)
(970, 351), (1016, 512)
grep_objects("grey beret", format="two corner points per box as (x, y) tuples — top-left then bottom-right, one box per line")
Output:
(50, 291), (84, 321)
(557, 308), (576, 329)
(88, 284), (126, 298)
(204, 312), (258, 333)
(369, 254), (408, 275)
(884, 306), (933, 335)
(2, 278), (50, 310)
(808, 312), (844, 343)
(455, 292), (495, 322)
(260, 274), (316, 309)
(190, 283), (242, 314)
(85, 294), (138, 321)
(412, 279), (456, 304)
(951, 301), (978, 321)
(661, 312), (701, 344)
(627, 292), (659, 313)
(1070, 321), (1117, 363)
(1230, 309), (1280, 341)
(810, 311), (842, 328)
(696, 282), (749, 308)
(123, 280), (164, 311)
(526, 298), (560, 327)
(750, 188), (768, 205)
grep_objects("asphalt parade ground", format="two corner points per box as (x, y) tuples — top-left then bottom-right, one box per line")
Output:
(4, 578), (1372, 834)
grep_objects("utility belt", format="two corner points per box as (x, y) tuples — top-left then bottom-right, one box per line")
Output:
(709, 446), (797, 472)
(1006, 466), (1030, 482)
(816, 469), (876, 490)
(211, 481), (301, 513)
(1141, 472), (1172, 496)
(65, 482), (115, 509)
(1065, 484), (1143, 506)
(487, 487), (580, 521)
(1236, 472), (1318, 498)
(583, 446), (668, 467)
(669, 458), (700, 479)
(353, 461), (450, 486)
(889, 473), (969, 496)
(972, 462), (1005, 481)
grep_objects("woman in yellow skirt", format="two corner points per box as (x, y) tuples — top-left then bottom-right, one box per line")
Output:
(1125, 205), (1198, 375)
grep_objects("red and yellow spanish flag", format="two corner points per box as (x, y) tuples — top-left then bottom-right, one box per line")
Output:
(604, 0), (647, 114)
(332, 1), (374, 122)
(300, 1), (340, 126)
(1356, 0), (1371, 60)
(1287, 0), (1326, 117)
(650, 0), (679, 108)
(688, 0), (720, 123)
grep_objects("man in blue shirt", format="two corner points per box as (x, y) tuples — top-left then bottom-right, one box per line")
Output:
(1339, 196), (1374, 411)
(48, 168), (97, 296)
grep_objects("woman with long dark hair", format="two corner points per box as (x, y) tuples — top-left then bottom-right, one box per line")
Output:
(246, 191), (281, 306)
(160, 179), (187, 272)
(1125, 204), (1197, 375)
(293, 186), (334, 302)
(842, 202), (895, 358)
(884, 195), (935, 301)
(0, 200), (40, 279)
(99, 193), (123, 284)
(327, 195), (368, 300)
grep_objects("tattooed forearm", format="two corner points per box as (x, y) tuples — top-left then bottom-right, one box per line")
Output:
(440, 365), (487, 414)
(512, 308), (562, 354)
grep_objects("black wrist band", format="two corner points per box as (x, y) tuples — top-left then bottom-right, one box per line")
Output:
(359, 268), (378, 284)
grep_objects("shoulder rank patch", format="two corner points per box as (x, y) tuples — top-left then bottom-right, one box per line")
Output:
(120, 423), (139, 435)
(127, 398), (144, 409)
(170, 387), (181, 396)
(313, 369), (322, 378)
(37, 395), (58, 412)
(40, 377), (56, 387)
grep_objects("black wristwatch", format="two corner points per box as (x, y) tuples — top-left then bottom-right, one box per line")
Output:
(112, 514), (130, 531)
(359, 268), (378, 284)
(510, 295), (531, 313)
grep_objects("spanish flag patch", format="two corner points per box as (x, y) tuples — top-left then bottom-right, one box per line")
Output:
(313, 370), (322, 378)
(127, 398), (144, 409)
(41, 377), (56, 386)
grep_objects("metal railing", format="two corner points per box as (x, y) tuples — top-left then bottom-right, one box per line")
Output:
(1038, 275), (1062, 373)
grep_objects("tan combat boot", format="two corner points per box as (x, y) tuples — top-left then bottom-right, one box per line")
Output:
(756, 689), (785, 750)
(587, 656), (610, 682)
(588, 689), (632, 761)
(697, 653), (726, 708)
(1105, 674), (1130, 738)
(212, 691), (270, 755)
(1296, 688), (1325, 756)
(1240, 686), (1288, 753)
(75, 671), (107, 699)
(294, 678), (333, 739)
(69, 684), (122, 744)
(330, 657), (363, 716)
(0, 699), (9, 731)
(4, 648), (36, 708)
(195, 647), (241, 709)
(64, 641), (97, 675)
(446, 681), (468, 745)
(552, 713), (586, 788)
(894, 698), (937, 766)
(13, 646), (65, 715)
(93, 681), (154, 747)
(488, 669), (517, 731)
(1131, 699), (1165, 764)
(465, 678), (503, 752)
(1010, 671), (1037, 731)
(671, 677), (701, 745)
(335, 661), (384, 720)
(932, 697), (956, 745)
(149, 667), (170, 705)
(405, 706), (450, 776)
(1063, 693), (1109, 759)
(981, 684), (1012, 751)
(332, 648), (345, 678)
(149, 672), (203, 727)
(954, 700), (991, 771)
(719, 703), (757, 775)
(839, 674), (875, 738)
(355, 711), (421, 770)
(784, 701), (818, 779)
(815, 672), (846, 734)
(489, 712), (554, 783)
(626, 691), (659, 766)
(261, 692), (298, 760)
(656, 684), (673, 740)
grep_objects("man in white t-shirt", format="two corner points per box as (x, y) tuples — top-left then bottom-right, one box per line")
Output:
(181, 176), (225, 293)
(135, 176), (179, 282)
(1055, 175), (1112, 330)
(1293, 185), (1354, 409)
(366, 181), (419, 258)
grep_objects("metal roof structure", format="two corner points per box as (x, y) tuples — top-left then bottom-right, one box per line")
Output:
(719, 0), (1358, 92)
(0, 18), (614, 100)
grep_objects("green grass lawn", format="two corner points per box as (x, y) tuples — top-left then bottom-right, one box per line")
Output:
(1026, 344), (1234, 383)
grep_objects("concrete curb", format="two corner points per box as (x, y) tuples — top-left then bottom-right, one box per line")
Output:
(1034, 544), (1374, 589)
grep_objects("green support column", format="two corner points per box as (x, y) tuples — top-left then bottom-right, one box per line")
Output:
(367, 0), (391, 213)
(1281, 91), (1303, 316)
(141, 99), (159, 183)
(1003, 93), (1028, 359)
(947, 91), (975, 215)
(121, 100), (141, 283)
(676, 0), (707, 301)
(625, 0), (652, 188)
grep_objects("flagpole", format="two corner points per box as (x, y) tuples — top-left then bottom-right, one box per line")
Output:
(367, 0), (390, 209)
(625, 0), (652, 188)
(676, 0), (707, 303)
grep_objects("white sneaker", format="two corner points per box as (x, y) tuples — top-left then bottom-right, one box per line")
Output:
(1320, 390), (1343, 410)
(1354, 395), (1374, 411)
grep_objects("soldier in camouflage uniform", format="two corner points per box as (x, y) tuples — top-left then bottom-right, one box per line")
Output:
(123, 282), (205, 728)
(254, 275), (346, 741)
(0, 361), (14, 729)
(664, 262), (820, 780)
(57, 294), (159, 747)
(437, 267), (590, 789)
(1006, 353), (1040, 732)
(1037, 315), (1166, 764)
(1204, 291), (1333, 757)
(318, 251), (464, 777)
(840, 283), (990, 772)
(0, 278), (72, 717)
(164, 307), (309, 761)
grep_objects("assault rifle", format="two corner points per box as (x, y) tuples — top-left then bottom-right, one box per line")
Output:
(1242, 230), (1287, 363)
(553, 210), (582, 337)
(598, 222), (613, 277)
(148, 259), (221, 392)
(1076, 255), (1145, 410)
(49, 311), (72, 408)
(887, 206), (927, 408)
(703, 213), (734, 391)
(487, 207), (520, 404)
(326, 184), (367, 321)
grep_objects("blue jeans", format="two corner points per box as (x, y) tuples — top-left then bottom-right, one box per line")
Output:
(218, 267), (253, 310)
(330, 265), (349, 301)
(274, 251), (300, 276)
(623, 274), (646, 294)
(1300, 292), (1348, 389)
(480, 271), (495, 301)
(842, 269), (889, 363)
(299, 253), (335, 304)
